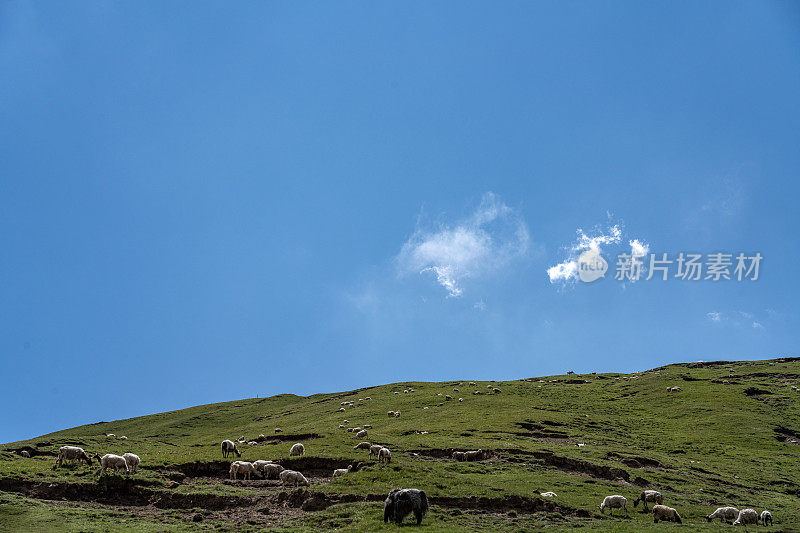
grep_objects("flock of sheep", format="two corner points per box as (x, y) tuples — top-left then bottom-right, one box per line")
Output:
(53, 443), (139, 476)
(38, 376), (784, 527)
(598, 492), (773, 526)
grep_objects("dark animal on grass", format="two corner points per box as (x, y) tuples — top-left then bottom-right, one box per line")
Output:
(383, 488), (429, 525)
(221, 439), (241, 458)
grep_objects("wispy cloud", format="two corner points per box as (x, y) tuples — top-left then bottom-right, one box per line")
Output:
(706, 310), (767, 330)
(397, 192), (530, 297)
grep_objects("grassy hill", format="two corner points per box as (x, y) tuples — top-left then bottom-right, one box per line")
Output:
(2, 357), (799, 532)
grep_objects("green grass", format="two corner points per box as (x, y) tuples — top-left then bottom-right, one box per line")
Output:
(2, 357), (799, 531)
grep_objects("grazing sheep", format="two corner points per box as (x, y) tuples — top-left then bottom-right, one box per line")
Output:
(492, 388), (501, 393)
(339, 424), (346, 429)
(356, 429), (368, 439)
(119, 436), (127, 440)
(221, 440), (241, 458)
(122, 453), (140, 474)
(458, 398), (463, 402)
(369, 444), (383, 458)
(394, 391), (399, 394)
(445, 395), (453, 401)
(238, 436), (246, 443)
(363, 424), (372, 429)
(55, 446), (93, 467)
(19, 450), (30, 458)
(366, 397), (371, 400)
(633, 490), (663, 511)
(452, 451), (467, 461)
(760, 510), (773, 526)
(343, 420), (349, 424)
(733, 509), (758, 526)
(465, 449), (484, 461)
(263, 463), (284, 479)
(487, 384), (493, 389)
(354, 442), (371, 450)
(453, 388), (459, 392)
(706, 507), (740, 523)
(600, 495), (628, 517)
(95, 453), (129, 475)
(652, 504), (682, 523)
(274, 428), (282, 433)
(383, 488), (428, 525)
(533, 490), (557, 498)
(229, 461), (258, 480)
(469, 382), (476, 386)
(106, 434), (116, 438)
(289, 443), (305, 457)
(387, 411), (396, 417)
(280, 469), (310, 487)
(332, 464), (353, 477)
(394, 411), (401, 418)
(378, 447), (392, 463)
(667, 386), (682, 392)
(473, 391), (483, 395)
(252, 459), (272, 474)
(339, 407), (346, 412)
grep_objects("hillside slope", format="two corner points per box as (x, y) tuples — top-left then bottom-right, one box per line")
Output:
(2, 357), (799, 531)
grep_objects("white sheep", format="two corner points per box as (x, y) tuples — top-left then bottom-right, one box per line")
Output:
(633, 490), (663, 510)
(264, 463), (284, 479)
(55, 446), (93, 467)
(534, 490), (556, 498)
(332, 464), (353, 477)
(19, 450), (30, 458)
(387, 411), (396, 417)
(274, 428), (282, 433)
(445, 395), (452, 400)
(363, 424), (372, 429)
(119, 436), (128, 440)
(706, 506), (740, 523)
(760, 510), (773, 526)
(378, 447), (392, 463)
(356, 429), (368, 439)
(492, 388), (501, 393)
(106, 433), (116, 438)
(652, 504), (682, 523)
(354, 442), (371, 450)
(394, 411), (401, 418)
(221, 440), (241, 458)
(667, 386), (682, 392)
(469, 382), (476, 386)
(252, 459), (271, 472)
(733, 508), (758, 526)
(458, 398), (463, 402)
(600, 495), (628, 517)
(229, 461), (257, 480)
(122, 453), (140, 474)
(289, 443), (305, 456)
(280, 469), (310, 487)
(96, 453), (129, 475)
(369, 444), (383, 458)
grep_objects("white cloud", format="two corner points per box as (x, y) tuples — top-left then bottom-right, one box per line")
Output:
(397, 192), (530, 297)
(752, 321), (764, 330)
(547, 221), (650, 285)
(629, 239), (649, 258)
(473, 300), (486, 310)
(547, 224), (622, 283)
(707, 311), (722, 322)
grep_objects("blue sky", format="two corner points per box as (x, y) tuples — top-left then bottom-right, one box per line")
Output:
(1, 2), (799, 443)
